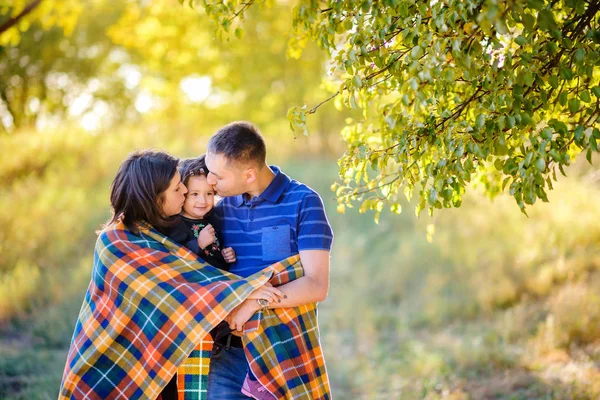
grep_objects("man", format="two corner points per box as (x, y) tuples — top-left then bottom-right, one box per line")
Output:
(205, 121), (334, 399)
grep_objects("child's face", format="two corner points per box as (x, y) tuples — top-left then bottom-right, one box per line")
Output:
(182, 175), (215, 219)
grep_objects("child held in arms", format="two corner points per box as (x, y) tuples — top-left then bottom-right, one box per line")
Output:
(161, 155), (283, 399)
(169, 155), (236, 270)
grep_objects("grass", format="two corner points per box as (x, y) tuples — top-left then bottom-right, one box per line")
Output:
(1, 128), (600, 399)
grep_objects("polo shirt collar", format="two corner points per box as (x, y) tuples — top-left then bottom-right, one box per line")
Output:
(231, 165), (289, 207)
(259, 166), (290, 203)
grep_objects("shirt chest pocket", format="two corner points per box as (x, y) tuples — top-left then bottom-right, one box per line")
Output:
(261, 224), (292, 261)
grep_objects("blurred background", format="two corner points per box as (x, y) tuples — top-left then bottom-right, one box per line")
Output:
(1, 0), (599, 399)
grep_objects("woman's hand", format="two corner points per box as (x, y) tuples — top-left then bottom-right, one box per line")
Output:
(247, 283), (286, 304)
(222, 247), (236, 263)
(225, 300), (261, 332)
(197, 224), (216, 249)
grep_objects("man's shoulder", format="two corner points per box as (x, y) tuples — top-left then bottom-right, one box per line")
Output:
(281, 178), (322, 201)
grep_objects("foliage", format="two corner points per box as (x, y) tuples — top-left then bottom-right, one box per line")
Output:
(107, 0), (346, 144)
(0, 1), (135, 132)
(0, 0), (82, 46)
(189, 0), (600, 217)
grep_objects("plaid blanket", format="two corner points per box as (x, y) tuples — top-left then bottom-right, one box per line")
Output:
(59, 221), (331, 400)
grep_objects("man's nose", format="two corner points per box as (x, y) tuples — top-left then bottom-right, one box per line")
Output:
(207, 172), (216, 185)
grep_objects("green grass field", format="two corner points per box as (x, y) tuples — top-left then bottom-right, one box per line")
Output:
(1, 129), (599, 399)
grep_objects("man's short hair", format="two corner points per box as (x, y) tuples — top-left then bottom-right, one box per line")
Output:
(207, 121), (266, 166)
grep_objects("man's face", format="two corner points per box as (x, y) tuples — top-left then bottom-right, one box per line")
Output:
(205, 152), (247, 197)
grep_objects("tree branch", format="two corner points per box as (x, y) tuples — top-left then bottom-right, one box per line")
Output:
(307, 92), (338, 114)
(435, 86), (484, 130)
(0, 0), (43, 36)
(228, 0), (254, 23)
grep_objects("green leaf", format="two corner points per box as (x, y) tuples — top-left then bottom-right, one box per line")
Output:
(568, 98), (580, 113)
(579, 90), (591, 103)
(586, 148), (593, 164)
(522, 13), (535, 31)
(592, 86), (600, 98)
(540, 128), (553, 140)
(497, 116), (506, 130)
(574, 125), (584, 141)
(507, 116), (516, 128)
(515, 35), (527, 46)
(520, 112), (532, 125)
(537, 9), (557, 31)
(559, 67), (573, 80)
(534, 158), (546, 171)
(476, 114), (485, 129)
(494, 158), (504, 171)
(558, 91), (568, 106)
(524, 71), (534, 87)
(528, 0), (545, 10)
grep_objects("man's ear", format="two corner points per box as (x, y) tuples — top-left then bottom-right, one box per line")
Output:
(245, 167), (257, 184)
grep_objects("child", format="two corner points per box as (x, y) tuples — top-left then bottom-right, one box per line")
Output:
(168, 155), (236, 270)
(161, 155), (282, 400)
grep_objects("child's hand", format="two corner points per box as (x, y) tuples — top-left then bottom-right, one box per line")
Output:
(222, 247), (236, 263)
(197, 224), (216, 249)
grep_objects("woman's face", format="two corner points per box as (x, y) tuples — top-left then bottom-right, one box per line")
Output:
(160, 171), (188, 217)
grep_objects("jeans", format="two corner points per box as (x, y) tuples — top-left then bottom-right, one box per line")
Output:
(207, 346), (251, 400)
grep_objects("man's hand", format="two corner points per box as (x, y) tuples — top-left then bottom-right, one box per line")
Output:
(225, 299), (261, 332)
(197, 224), (216, 249)
(247, 283), (285, 304)
(222, 247), (236, 263)
(258, 250), (330, 309)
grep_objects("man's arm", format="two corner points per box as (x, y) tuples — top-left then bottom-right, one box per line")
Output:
(225, 250), (330, 331)
(267, 249), (330, 308)
(227, 191), (333, 331)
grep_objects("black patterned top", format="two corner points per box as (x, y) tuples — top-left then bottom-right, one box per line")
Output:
(166, 211), (230, 271)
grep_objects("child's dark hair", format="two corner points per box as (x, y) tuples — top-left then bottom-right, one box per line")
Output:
(179, 154), (209, 186)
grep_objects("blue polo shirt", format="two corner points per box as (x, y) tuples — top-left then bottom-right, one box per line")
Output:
(212, 166), (333, 277)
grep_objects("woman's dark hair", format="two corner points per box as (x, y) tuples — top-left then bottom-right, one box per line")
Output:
(207, 121), (266, 165)
(178, 154), (209, 187)
(107, 150), (179, 234)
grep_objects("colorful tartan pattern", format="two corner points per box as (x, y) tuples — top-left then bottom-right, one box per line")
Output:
(59, 222), (270, 399)
(179, 256), (331, 400)
(176, 336), (213, 399)
(59, 222), (331, 400)
(242, 262), (331, 400)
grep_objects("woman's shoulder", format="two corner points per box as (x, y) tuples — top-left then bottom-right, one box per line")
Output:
(95, 221), (146, 250)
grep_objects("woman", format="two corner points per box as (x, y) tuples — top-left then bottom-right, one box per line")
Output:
(58, 150), (278, 399)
